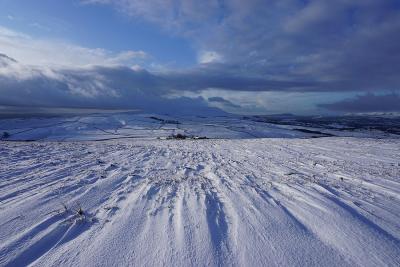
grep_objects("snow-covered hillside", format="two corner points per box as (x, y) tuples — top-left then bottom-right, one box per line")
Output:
(0, 137), (399, 266)
(1, 112), (398, 141)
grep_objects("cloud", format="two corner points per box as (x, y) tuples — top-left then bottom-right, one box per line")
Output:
(207, 96), (240, 108)
(4, 50), (397, 115)
(3, 0), (400, 115)
(198, 51), (222, 64)
(0, 53), (225, 115)
(158, 66), (322, 92)
(81, 0), (222, 34)
(84, 0), (400, 94)
(319, 93), (400, 112)
(0, 26), (147, 67)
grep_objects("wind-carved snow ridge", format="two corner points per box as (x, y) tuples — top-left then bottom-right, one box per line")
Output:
(0, 138), (399, 266)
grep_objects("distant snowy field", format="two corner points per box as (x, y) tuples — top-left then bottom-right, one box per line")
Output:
(0, 114), (399, 266)
(1, 112), (398, 141)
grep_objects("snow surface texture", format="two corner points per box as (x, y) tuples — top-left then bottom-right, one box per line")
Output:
(0, 137), (399, 266)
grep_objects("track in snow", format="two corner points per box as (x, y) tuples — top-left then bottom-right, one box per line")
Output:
(0, 138), (399, 266)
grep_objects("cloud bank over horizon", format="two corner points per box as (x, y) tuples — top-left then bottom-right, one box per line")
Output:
(0, 0), (399, 114)
(0, 53), (226, 115)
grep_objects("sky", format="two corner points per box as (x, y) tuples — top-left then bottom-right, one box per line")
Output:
(0, 0), (399, 115)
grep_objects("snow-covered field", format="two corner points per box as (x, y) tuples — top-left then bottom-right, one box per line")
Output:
(1, 112), (398, 141)
(1, 135), (399, 266)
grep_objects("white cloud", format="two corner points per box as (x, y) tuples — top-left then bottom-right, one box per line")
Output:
(82, 0), (223, 36)
(0, 26), (148, 67)
(198, 51), (222, 64)
(29, 22), (51, 32)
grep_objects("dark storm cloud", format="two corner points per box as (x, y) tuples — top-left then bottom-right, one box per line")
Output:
(319, 93), (400, 112)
